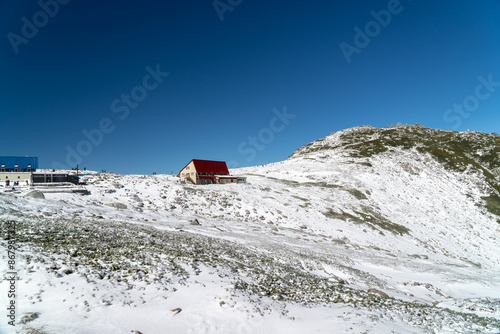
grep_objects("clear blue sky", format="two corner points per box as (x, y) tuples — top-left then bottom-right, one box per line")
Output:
(1, 0), (499, 174)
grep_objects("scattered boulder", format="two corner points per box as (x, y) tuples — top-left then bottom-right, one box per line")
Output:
(367, 288), (389, 298)
(190, 219), (201, 226)
(20, 312), (40, 324)
(128, 194), (142, 202)
(170, 308), (182, 314)
(409, 254), (429, 260)
(24, 191), (45, 199)
(105, 203), (127, 209)
(435, 290), (445, 297)
(329, 275), (348, 285)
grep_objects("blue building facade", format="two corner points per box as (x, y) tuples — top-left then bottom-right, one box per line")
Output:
(0, 156), (38, 172)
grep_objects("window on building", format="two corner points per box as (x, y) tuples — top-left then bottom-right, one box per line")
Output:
(186, 166), (190, 170)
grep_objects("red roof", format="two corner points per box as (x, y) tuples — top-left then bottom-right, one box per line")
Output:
(180, 159), (229, 175)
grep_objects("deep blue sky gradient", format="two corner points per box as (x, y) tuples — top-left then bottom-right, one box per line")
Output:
(1, 0), (499, 174)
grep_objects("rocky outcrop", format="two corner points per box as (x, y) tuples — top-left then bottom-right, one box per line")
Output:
(105, 202), (127, 209)
(24, 191), (45, 199)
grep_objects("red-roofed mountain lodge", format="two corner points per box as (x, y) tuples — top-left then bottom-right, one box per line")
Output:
(179, 159), (246, 185)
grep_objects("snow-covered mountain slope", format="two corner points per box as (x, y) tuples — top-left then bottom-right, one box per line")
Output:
(1, 124), (500, 333)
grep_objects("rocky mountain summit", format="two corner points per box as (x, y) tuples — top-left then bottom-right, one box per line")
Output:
(291, 124), (500, 219)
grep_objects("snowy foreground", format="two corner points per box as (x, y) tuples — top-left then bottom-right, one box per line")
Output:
(2, 128), (500, 333)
